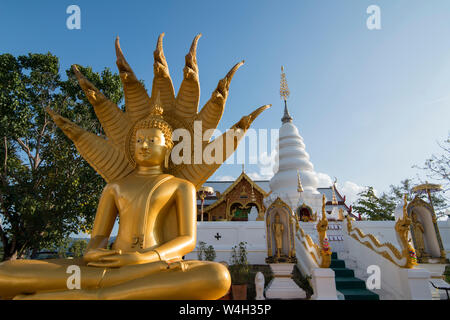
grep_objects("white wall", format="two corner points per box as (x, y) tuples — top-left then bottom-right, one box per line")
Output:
(185, 221), (267, 264)
(187, 219), (449, 272)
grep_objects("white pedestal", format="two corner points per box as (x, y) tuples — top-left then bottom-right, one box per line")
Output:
(264, 263), (306, 299)
(311, 268), (338, 300)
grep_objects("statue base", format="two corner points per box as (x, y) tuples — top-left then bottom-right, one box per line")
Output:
(264, 263), (306, 300)
(265, 255), (297, 264)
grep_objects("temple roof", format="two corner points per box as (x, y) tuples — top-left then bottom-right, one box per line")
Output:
(201, 179), (351, 212)
(201, 172), (268, 213)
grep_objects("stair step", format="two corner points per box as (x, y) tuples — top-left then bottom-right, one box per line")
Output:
(333, 268), (355, 277)
(330, 260), (346, 268)
(335, 277), (367, 290)
(338, 289), (379, 300)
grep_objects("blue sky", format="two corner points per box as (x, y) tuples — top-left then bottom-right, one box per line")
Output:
(2, 0), (450, 203)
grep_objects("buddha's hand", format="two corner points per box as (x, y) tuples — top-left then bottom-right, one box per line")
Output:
(83, 248), (122, 264)
(86, 251), (150, 268)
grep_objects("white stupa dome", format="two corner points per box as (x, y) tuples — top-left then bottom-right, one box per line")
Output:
(269, 102), (320, 207)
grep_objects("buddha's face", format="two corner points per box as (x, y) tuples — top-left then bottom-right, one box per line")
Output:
(134, 128), (167, 167)
(275, 214), (280, 223)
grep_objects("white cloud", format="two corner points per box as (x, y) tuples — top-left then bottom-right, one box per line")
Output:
(337, 181), (367, 205)
(316, 172), (333, 187)
(215, 175), (236, 181)
(316, 172), (374, 206)
(247, 172), (266, 180)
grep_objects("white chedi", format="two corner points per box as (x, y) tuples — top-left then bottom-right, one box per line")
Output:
(267, 67), (322, 215)
(270, 121), (320, 195)
(267, 115), (322, 215)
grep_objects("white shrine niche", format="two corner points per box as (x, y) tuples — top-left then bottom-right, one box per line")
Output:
(407, 197), (448, 263)
(265, 197), (296, 264)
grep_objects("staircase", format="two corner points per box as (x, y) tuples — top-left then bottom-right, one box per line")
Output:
(331, 252), (379, 300)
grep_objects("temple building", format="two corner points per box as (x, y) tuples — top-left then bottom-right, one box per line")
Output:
(198, 176), (353, 222)
(197, 66), (355, 223)
(189, 67), (450, 300)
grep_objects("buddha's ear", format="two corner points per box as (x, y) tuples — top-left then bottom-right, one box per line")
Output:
(164, 147), (171, 169)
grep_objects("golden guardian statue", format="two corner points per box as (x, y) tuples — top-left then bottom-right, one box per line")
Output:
(0, 34), (269, 299)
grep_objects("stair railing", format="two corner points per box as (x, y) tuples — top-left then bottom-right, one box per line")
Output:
(346, 194), (417, 269)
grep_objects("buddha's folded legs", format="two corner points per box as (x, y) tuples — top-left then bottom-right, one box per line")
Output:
(0, 258), (173, 299)
(10, 260), (231, 300)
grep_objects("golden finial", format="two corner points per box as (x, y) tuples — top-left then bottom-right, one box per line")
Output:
(321, 194), (327, 220)
(403, 194), (408, 218)
(280, 66), (290, 101)
(297, 170), (303, 193)
(331, 178), (338, 206)
(280, 66), (292, 123)
(150, 91), (164, 116)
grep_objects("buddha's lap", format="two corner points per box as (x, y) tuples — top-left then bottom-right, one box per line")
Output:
(0, 258), (228, 284)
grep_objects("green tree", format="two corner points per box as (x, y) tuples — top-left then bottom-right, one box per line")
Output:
(69, 239), (88, 258)
(387, 179), (447, 218)
(353, 179), (448, 221)
(0, 53), (123, 260)
(353, 187), (396, 221)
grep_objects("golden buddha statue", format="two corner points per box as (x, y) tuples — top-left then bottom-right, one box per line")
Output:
(411, 212), (426, 258)
(0, 34), (269, 299)
(272, 213), (284, 258)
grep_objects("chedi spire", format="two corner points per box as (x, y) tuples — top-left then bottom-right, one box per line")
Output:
(280, 66), (293, 123)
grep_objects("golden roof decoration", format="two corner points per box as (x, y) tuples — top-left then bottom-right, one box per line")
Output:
(280, 66), (290, 100)
(297, 170), (303, 193)
(331, 179), (338, 206)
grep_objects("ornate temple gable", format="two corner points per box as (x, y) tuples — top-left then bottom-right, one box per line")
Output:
(267, 197), (292, 212)
(199, 179), (357, 220)
(203, 172), (267, 221)
(317, 186), (357, 219)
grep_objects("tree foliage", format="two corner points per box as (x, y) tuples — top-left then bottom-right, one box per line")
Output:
(386, 179), (447, 218)
(353, 179), (448, 221)
(0, 52), (123, 260)
(68, 239), (88, 258)
(353, 186), (396, 221)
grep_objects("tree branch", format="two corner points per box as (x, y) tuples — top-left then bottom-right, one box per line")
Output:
(34, 114), (49, 170)
(16, 138), (34, 169)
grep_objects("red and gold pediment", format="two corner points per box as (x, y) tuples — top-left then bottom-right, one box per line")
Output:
(203, 172), (267, 221)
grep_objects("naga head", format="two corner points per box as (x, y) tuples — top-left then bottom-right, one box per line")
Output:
(47, 33), (270, 188)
